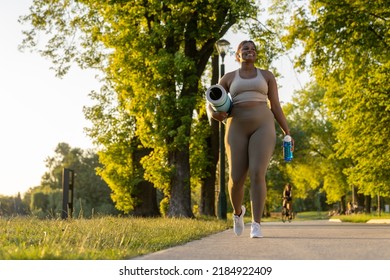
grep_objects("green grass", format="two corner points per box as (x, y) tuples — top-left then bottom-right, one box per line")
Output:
(260, 211), (329, 222)
(294, 211), (330, 220)
(263, 211), (390, 223)
(3, 211), (388, 260)
(0, 216), (230, 260)
(329, 213), (390, 223)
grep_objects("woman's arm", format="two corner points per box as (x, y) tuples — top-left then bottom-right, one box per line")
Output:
(265, 70), (295, 150)
(266, 70), (291, 135)
(207, 71), (234, 122)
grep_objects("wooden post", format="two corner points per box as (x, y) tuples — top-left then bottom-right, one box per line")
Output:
(61, 168), (74, 219)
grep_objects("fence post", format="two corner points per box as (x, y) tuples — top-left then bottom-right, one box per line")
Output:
(61, 168), (74, 219)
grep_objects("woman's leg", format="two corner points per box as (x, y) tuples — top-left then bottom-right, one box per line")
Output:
(225, 122), (248, 216)
(248, 120), (275, 223)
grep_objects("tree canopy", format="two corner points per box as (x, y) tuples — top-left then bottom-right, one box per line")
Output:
(273, 0), (390, 199)
(20, 0), (260, 217)
(19, 0), (390, 217)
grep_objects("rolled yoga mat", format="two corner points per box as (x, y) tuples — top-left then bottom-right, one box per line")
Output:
(206, 84), (232, 114)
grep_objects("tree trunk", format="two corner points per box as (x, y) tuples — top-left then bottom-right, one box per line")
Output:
(340, 195), (346, 214)
(364, 195), (371, 214)
(165, 29), (199, 218)
(199, 54), (220, 216)
(199, 123), (218, 216)
(199, 118), (219, 216)
(132, 137), (160, 217)
(356, 193), (363, 212)
(351, 185), (356, 205)
(168, 148), (194, 218)
(132, 180), (159, 217)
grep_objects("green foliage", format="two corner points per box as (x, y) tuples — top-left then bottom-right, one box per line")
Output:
(272, 82), (348, 205)
(159, 197), (170, 217)
(330, 213), (390, 223)
(21, 0), (367, 216)
(0, 194), (28, 216)
(270, 0), (390, 202)
(327, 63), (390, 197)
(83, 85), (157, 215)
(27, 143), (118, 218)
(294, 211), (330, 221)
(20, 0), (261, 218)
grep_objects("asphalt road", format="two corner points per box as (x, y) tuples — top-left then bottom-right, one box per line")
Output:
(133, 220), (390, 260)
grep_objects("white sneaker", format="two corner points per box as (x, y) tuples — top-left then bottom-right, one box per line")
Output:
(250, 222), (263, 238)
(233, 206), (246, 236)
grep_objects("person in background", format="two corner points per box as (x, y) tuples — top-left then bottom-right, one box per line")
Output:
(207, 40), (293, 238)
(283, 183), (293, 218)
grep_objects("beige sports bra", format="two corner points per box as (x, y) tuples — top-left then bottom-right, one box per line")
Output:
(229, 69), (268, 104)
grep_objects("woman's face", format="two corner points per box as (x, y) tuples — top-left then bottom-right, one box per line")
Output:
(237, 42), (257, 62)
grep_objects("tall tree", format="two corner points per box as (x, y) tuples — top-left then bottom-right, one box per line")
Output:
(20, 0), (258, 217)
(283, 83), (350, 206)
(271, 0), (390, 200)
(84, 85), (159, 216)
(197, 54), (220, 216)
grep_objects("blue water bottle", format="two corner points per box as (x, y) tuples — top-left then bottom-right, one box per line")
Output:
(283, 135), (293, 162)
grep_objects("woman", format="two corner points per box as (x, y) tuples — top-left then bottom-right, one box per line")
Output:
(208, 40), (293, 238)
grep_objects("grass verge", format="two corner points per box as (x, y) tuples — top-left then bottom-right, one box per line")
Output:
(0, 216), (229, 260)
(329, 213), (390, 223)
(260, 211), (329, 222)
(3, 211), (388, 260)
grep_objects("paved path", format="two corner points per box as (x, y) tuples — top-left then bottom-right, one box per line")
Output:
(133, 220), (390, 260)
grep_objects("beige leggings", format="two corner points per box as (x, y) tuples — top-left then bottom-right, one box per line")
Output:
(225, 102), (276, 223)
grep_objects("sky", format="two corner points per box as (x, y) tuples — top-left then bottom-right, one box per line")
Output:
(0, 1), (309, 197)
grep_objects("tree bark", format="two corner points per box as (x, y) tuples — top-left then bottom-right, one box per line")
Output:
(199, 54), (220, 216)
(199, 118), (219, 216)
(340, 195), (346, 214)
(168, 148), (194, 218)
(132, 138), (160, 217)
(364, 195), (371, 214)
(199, 120), (219, 216)
(132, 180), (159, 217)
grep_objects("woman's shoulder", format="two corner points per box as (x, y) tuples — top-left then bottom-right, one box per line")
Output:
(258, 69), (277, 85)
(224, 69), (238, 79)
(258, 68), (275, 79)
(220, 70), (237, 88)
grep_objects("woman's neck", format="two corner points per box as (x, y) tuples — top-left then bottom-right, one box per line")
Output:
(240, 62), (256, 72)
(239, 63), (257, 78)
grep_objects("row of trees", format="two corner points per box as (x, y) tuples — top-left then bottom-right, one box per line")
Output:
(1, 143), (119, 218)
(0, 140), (329, 218)
(13, 0), (388, 218)
(271, 0), (389, 212)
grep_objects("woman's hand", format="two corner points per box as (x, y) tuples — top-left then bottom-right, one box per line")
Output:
(207, 103), (228, 122)
(289, 135), (295, 152)
(212, 111), (228, 122)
